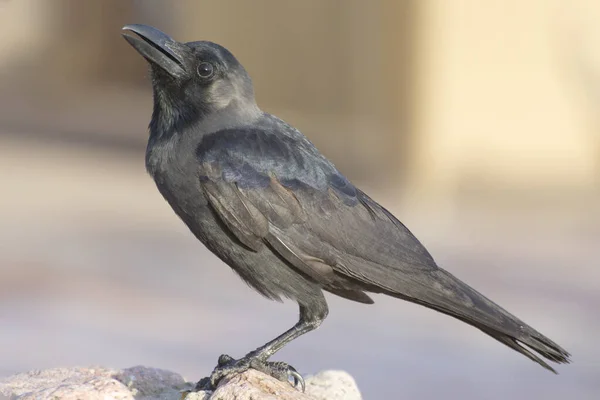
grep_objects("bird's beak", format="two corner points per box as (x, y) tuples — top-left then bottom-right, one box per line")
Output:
(122, 24), (186, 76)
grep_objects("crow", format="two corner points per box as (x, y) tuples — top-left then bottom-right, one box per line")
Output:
(121, 24), (570, 391)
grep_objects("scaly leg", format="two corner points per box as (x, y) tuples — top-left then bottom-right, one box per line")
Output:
(196, 301), (328, 392)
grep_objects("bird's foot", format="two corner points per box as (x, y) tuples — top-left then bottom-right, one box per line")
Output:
(195, 354), (305, 392)
(250, 358), (305, 392)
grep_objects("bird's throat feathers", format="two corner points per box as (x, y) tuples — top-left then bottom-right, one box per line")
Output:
(148, 69), (261, 142)
(149, 82), (200, 140)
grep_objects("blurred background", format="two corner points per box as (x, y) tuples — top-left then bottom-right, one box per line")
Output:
(0, 0), (598, 399)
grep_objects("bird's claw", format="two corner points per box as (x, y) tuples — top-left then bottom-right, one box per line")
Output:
(195, 354), (305, 392)
(289, 368), (306, 392)
(195, 354), (250, 391)
(250, 359), (305, 392)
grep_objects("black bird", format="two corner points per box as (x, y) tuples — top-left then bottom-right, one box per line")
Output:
(121, 24), (570, 390)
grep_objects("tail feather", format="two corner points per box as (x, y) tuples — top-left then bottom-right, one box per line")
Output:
(480, 326), (571, 373)
(384, 279), (572, 372)
(527, 335), (572, 364)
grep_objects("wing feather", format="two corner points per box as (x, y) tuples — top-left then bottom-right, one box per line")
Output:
(195, 122), (570, 369)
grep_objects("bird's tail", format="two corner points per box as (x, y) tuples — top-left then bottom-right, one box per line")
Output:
(385, 269), (571, 372)
(478, 325), (570, 373)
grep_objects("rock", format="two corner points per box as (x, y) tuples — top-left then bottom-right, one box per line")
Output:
(0, 366), (362, 400)
(115, 366), (192, 399)
(0, 366), (191, 400)
(0, 367), (134, 400)
(304, 370), (362, 400)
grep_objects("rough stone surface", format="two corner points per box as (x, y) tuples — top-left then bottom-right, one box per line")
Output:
(0, 366), (191, 400)
(0, 366), (361, 400)
(304, 370), (362, 400)
(0, 367), (130, 400)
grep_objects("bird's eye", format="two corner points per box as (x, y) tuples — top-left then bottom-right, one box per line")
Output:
(197, 62), (214, 78)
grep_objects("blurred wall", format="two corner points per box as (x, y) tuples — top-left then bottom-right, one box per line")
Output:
(0, 0), (598, 203)
(0, 0), (139, 86)
(411, 0), (600, 202)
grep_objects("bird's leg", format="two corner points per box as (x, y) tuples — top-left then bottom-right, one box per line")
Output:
(196, 302), (328, 392)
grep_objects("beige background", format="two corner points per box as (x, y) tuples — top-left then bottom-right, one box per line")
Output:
(0, 1), (598, 399)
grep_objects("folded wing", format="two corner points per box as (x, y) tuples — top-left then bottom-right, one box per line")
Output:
(197, 124), (570, 370)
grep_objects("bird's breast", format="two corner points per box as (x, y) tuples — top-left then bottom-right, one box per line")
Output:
(146, 136), (210, 228)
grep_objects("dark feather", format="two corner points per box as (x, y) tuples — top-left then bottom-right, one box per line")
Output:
(196, 117), (570, 369)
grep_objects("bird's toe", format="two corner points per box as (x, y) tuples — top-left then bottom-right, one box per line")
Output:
(194, 355), (251, 391)
(250, 359), (305, 392)
(195, 355), (304, 393)
(217, 353), (235, 366)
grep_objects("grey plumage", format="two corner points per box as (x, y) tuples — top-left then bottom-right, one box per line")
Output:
(122, 24), (570, 389)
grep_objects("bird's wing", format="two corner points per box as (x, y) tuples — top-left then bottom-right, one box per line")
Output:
(197, 126), (452, 301)
(197, 125), (570, 370)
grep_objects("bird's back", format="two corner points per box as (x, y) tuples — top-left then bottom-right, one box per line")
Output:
(191, 112), (571, 371)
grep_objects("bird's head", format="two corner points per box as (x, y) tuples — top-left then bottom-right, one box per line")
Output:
(122, 24), (259, 134)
